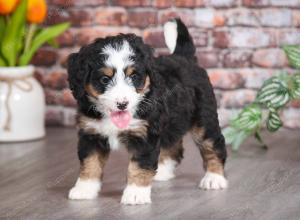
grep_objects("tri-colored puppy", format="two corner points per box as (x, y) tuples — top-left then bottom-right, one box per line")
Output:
(67, 18), (228, 205)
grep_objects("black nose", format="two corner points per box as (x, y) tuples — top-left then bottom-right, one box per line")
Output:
(117, 101), (129, 111)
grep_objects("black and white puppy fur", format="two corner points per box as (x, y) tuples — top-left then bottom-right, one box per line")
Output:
(67, 19), (228, 205)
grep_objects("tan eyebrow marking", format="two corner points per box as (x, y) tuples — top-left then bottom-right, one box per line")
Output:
(125, 66), (135, 76)
(85, 84), (101, 98)
(100, 67), (114, 77)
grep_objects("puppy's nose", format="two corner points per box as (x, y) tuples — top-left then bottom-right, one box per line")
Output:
(117, 101), (129, 111)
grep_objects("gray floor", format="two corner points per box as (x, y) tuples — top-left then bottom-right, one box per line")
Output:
(1, 128), (300, 220)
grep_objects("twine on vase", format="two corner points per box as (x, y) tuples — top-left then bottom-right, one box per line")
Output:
(0, 74), (33, 131)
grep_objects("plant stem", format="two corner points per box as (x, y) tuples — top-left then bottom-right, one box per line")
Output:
(24, 24), (37, 54)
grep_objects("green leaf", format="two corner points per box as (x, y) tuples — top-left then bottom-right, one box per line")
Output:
(231, 130), (249, 151)
(19, 22), (70, 66)
(0, 56), (6, 66)
(47, 38), (59, 48)
(284, 45), (300, 69)
(1, 0), (27, 66)
(0, 16), (5, 43)
(266, 109), (283, 132)
(222, 127), (238, 145)
(232, 104), (262, 132)
(256, 76), (290, 109)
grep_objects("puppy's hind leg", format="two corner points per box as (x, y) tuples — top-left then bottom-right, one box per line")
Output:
(154, 140), (184, 181)
(191, 126), (228, 190)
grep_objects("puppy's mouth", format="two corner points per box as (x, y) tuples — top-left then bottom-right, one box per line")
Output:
(110, 110), (131, 129)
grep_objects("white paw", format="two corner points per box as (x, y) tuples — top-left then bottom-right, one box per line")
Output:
(121, 184), (151, 205)
(154, 159), (177, 181)
(199, 172), (228, 190)
(68, 178), (101, 200)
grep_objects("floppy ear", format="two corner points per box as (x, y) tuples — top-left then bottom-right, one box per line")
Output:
(67, 52), (88, 100)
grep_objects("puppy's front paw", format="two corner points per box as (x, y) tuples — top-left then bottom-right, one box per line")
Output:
(68, 178), (101, 200)
(199, 172), (228, 190)
(121, 184), (151, 205)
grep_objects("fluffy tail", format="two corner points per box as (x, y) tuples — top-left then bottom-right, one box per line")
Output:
(163, 18), (195, 57)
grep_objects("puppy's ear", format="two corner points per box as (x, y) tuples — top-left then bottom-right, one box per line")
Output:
(67, 52), (86, 100)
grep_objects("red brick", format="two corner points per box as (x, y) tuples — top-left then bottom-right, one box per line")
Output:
(94, 8), (128, 26)
(49, 0), (106, 7)
(259, 9), (292, 27)
(205, 0), (238, 7)
(45, 88), (63, 105)
(278, 30), (300, 46)
(45, 7), (70, 26)
(226, 9), (259, 26)
(111, 0), (151, 7)
(197, 50), (220, 68)
(143, 29), (165, 48)
(215, 28), (275, 48)
(213, 31), (229, 48)
(57, 48), (80, 67)
(282, 108), (300, 128)
(153, 0), (173, 8)
(48, 0), (74, 7)
(252, 49), (288, 68)
(269, 0), (300, 7)
(31, 48), (57, 67)
(159, 9), (195, 26)
(77, 27), (141, 45)
(208, 69), (245, 89)
(239, 68), (274, 89)
(128, 10), (158, 28)
(242, 0), (269, 7)
(293, 10), (300, 27)
(223, 50), (252, 67)
(62, 89), (77, 107)
(189, 28), (208, 46)
(288, 99), (300, 108)
(56, 29), (75, 47)
(175, 0), (204, 7)
(45, 70), (69, 90)
(220, 89), (256, 108)
(68, 8), (94, 26)
(195, 9), (225, 27)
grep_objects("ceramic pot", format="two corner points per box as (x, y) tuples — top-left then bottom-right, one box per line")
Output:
(0, 65), (45, 142)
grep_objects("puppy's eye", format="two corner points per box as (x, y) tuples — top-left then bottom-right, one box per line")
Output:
(100, 76), (110, 85)
(130, 73), (138, 81)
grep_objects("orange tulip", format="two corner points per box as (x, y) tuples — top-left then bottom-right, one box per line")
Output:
(0, 0), (19, 15)
(27, 0), (47, 24)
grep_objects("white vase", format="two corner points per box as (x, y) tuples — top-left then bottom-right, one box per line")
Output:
(0, 65), (45, 142)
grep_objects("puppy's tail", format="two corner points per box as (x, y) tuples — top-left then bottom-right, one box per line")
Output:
(163, 18), (195, 57)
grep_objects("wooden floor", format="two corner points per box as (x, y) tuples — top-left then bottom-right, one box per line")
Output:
(1, 128), (300, 220)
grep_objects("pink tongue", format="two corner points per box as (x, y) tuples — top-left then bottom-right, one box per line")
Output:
(110, 111), (131, 129)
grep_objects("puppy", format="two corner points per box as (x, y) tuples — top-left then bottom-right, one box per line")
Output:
(67, 18), (227, 205)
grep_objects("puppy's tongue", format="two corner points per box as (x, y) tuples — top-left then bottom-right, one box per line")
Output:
(110, 111), (131, 129)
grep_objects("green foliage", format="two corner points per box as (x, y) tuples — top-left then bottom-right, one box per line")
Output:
(19, 22), (70, 65)
(284, 45), (300, 69)
(1, 0), (27, 66)
(0, 0), (69, 67)
(223, 45), (300, 151)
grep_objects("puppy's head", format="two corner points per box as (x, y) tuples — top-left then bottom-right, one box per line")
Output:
(67, 34), (153, 128)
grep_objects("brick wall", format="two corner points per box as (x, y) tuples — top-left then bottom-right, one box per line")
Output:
(38, 0), (300, 128)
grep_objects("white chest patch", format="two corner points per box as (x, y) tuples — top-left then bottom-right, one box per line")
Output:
(82, 116), (146, 150)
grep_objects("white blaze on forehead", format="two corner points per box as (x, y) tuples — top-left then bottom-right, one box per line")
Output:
(102, 40), (134, 70)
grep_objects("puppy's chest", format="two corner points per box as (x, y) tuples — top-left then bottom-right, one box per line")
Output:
(79, 116), (148, 150)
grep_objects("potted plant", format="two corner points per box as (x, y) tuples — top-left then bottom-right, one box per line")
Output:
(0, 0), (69, 142)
